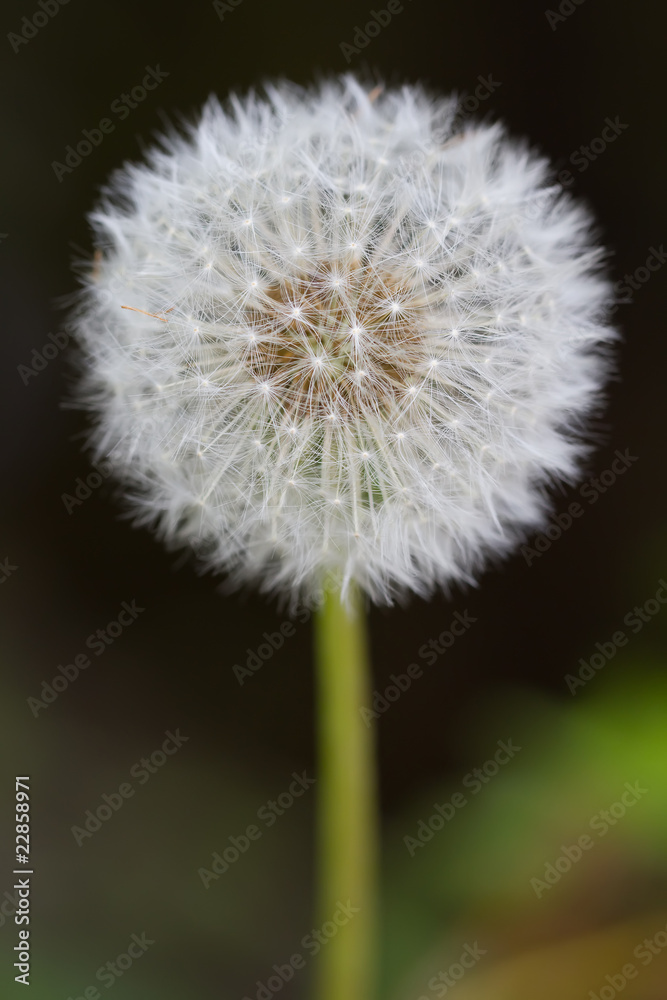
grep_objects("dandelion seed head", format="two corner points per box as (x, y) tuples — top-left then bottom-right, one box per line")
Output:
(71, 75), (616, 605)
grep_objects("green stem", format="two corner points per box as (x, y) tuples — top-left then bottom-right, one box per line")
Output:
(314, 582), (378, 1000)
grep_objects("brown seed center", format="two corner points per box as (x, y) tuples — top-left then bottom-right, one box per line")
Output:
(241, 264), (424, 422)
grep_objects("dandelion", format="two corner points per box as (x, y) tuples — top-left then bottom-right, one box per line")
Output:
(69, 75), (616, 1000)
(71, 75), (614, 609)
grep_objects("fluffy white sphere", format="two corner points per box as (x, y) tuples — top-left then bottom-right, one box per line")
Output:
(72, 75), (615, 605)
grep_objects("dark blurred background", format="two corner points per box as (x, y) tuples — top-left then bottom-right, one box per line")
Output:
(1, 1), (666, 997)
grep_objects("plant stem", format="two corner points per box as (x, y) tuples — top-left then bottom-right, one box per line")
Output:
(314, 582), (377, 1000)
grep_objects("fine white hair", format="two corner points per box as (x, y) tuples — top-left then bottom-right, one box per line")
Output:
(71, 75), (616, 606)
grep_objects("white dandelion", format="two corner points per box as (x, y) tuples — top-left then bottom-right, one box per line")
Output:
(71, 75), (615, 606)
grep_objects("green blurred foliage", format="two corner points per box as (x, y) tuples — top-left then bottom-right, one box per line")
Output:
(381, 666), (667, 1000)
